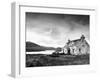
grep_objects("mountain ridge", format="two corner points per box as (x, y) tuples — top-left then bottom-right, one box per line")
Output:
(26, 41), (56, 52)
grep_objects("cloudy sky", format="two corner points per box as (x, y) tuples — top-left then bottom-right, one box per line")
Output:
(26, 12), (89, 48)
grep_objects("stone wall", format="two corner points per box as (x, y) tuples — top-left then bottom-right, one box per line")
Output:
(63, 38), (90, 55)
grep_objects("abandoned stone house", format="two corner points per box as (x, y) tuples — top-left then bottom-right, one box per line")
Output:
(63, 35), (90, 55)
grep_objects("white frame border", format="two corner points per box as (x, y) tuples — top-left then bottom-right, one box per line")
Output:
(11, 2), (96, 78)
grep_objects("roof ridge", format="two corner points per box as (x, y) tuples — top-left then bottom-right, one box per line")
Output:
(70, 39), (81, 42)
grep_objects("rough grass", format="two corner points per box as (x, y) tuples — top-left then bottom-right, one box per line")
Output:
(26, 54), (90, 67)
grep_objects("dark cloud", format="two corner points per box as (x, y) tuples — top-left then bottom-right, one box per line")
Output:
(26, 12), (89, 32)
(64, 15), (89, 25)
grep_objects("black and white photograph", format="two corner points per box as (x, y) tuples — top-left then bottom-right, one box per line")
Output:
(25, 12), (90, 67)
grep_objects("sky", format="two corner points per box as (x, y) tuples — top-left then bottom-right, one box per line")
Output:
(26, 12), (89, 48)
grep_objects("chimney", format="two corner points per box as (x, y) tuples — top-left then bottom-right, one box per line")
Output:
(80, 35), (85, 41)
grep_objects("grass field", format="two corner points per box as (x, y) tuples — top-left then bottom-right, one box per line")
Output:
(26, 54), (90, 67)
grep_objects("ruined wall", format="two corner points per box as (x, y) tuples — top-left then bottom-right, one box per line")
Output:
(63, 39), (90, 55)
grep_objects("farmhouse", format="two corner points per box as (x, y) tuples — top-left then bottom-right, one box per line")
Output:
(63, 35), (90, 55)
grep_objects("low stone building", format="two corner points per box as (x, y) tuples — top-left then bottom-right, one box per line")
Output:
(63, 35), (90, 55)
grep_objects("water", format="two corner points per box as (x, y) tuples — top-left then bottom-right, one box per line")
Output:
(26, 50), (55, 54)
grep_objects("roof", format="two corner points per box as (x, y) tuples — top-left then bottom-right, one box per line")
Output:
(67, 39), (81, 44)
(71, 39), (81, 42)
(67, 38), (89, 47)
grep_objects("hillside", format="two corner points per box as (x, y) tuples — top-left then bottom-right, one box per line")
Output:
(26, 41), (56, 52)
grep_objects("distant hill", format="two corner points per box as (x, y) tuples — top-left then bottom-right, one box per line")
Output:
(26, 41), (56, 52)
